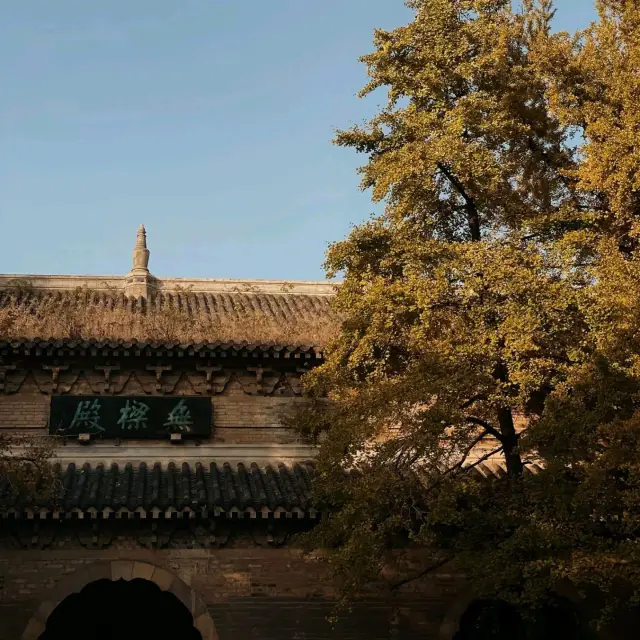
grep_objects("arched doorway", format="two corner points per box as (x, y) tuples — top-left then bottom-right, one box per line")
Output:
(21, 561), (217, 640)
(451, 596), (595, 639)
(39, 578), (202, 640)
(453, 599), (526, 640)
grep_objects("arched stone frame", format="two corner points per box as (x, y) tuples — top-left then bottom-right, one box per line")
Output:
(438, 587), (475, 640)
(438, 582), (592, 640)
(20, 560), (218, 640)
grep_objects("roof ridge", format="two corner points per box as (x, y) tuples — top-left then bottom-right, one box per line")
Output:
(0, 274), (338, 296)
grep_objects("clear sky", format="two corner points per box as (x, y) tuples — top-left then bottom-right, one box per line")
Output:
(1, 1), (597, 281)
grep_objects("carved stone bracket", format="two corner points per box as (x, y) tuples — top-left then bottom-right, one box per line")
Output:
(147, 520), (177, 548)
(0, 365), (16, 394)
(7, 521), (59, 550)
(42, 365), (70, 394)
(0, 519), (300, 551)
(146, 365), (172, 393)
(250, 521), (289, 547)
(191, 520), (232, 548)
(282, 372), (304, 396)
(246, 366), (273, 395)
(95, 365), (120, 395)
(195, 365), (222, 394)
(192, 366), (232, 395)
(77, 521), (114, 550)
(0, 362), (313, 398)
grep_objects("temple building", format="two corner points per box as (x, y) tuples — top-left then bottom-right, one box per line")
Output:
(0, 227), (529, 639)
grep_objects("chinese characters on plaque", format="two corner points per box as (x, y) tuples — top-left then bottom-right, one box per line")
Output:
(49, 396), (211, 439)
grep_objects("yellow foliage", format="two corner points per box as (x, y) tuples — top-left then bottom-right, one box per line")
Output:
(296, 0), (640, 629)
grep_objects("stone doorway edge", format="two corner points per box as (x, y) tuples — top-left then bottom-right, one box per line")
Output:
(20, 560), (218, 640)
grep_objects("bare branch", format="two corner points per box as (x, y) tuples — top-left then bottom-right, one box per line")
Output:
(390, 554), (454, 591)
(442, 429), (491, 478)
(465, 416), (504, 442)
(459, 445), (505, 474)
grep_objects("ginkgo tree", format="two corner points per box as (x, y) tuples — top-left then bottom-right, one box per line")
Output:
(293, 0), (640, 632)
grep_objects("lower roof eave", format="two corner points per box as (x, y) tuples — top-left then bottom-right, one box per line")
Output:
(1, 504), (324, 521)
(0, 458), (321, 520)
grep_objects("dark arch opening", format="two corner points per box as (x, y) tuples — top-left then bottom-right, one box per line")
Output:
(453, 599), (526, 640)
(453, 596), (595, 640)
(38, 578), (203, 640)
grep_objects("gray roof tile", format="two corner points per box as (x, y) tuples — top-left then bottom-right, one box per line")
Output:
(0, 461), (316, 516)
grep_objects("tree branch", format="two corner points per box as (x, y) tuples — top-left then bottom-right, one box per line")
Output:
(390, 554), (454, 591)
(465, 416), (503, 442)
(458, 445), (505, 475)
(437, 162), (481, 241)
(442, 429), (492, 478)
(460, 394), (488, 410)
(420, 443), (504, 497)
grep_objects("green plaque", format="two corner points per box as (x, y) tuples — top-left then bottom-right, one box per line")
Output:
(49, 396), (211, 439)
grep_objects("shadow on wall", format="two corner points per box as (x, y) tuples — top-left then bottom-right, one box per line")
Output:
(38, 578), (202, 640)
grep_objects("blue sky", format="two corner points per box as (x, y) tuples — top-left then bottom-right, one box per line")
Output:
(0, 1), (597, 281)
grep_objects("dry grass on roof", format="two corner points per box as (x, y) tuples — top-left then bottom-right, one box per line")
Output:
(0, 287), (339, 347)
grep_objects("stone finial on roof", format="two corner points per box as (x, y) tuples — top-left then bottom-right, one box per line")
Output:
(125, 224), (155, 299)
(136, 224), (148, 249)
(133, 224), (150, 271)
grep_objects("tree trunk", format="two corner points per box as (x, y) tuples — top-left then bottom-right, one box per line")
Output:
(493, 354), (524, 478)
(466, 205), (481, 242)
(498, 406), (523, 477)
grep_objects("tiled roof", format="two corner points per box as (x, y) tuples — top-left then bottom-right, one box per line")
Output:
(0, 289), (337, 348)
(0, 229), (339, 346)
(0, 461), (318, 519)
(0, 458), (542, 520)
(0, 337), (324, 359)
(0, 289), (334, 320)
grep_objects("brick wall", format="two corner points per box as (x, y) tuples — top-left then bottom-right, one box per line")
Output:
(212, 395), (307, 444)
(0, 374), (49, 429)
(0, 368), (311, 445)
(0, 548), (462, 640)
(0, 361), (464, 639)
